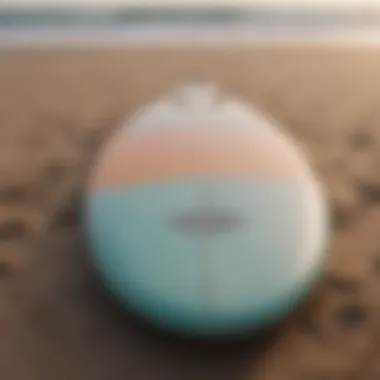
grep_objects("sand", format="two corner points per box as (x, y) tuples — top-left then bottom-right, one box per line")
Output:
(0, 45), (380, 379)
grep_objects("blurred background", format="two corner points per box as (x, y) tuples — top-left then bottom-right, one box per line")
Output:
(1, 0), (380, 45)
(1, 1), (380, 380)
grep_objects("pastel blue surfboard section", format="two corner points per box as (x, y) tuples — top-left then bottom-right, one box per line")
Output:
(84, 179), (328, 335)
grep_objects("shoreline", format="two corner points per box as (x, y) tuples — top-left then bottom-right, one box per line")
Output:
(2, 27), (380, 49)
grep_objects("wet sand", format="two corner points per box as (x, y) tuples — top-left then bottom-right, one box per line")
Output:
(1, 46), (380, 379)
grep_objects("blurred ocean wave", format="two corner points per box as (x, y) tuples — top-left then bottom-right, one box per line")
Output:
(1, 6), (380, 47)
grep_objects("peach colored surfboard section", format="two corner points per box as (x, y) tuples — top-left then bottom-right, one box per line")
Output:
(89, 125), (311, 192)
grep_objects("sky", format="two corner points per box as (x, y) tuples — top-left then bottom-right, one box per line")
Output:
(0, 0), (376, 8)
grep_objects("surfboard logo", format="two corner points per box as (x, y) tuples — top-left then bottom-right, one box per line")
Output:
(172, 205), (244, 235)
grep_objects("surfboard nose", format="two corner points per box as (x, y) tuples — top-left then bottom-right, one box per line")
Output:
(84, 83), (329, 337)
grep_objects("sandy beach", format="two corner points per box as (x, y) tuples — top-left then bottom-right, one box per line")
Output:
(1, 45), (380, 379)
